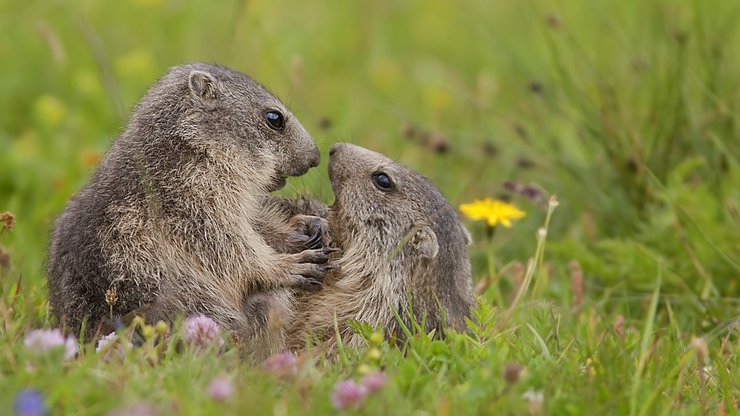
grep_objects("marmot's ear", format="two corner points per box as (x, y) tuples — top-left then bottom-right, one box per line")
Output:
(411, 225), (439, 259)
(188, 70), (219, 104)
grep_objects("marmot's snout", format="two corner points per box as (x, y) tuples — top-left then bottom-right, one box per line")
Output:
(296, 127), (320, 170)
(280, 132), (320, 178)
(327, 143), (359, 170)
(329, 144), (339, 157)
(296, 144), (320, 175)
(308, 147), (321, 168)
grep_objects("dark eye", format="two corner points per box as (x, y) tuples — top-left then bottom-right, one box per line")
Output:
(264, 110), (285, 130)
(372, 172), (394, 191)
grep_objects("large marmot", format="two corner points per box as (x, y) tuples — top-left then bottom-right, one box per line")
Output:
(286, 143), (475, 351)
(47, 63), (332, 355)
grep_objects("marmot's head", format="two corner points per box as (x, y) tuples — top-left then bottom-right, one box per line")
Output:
(131, 63), (320, 191)
(327, 143), (474, 330)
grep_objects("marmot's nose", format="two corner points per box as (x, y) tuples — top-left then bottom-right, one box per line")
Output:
(307, 145), (320, 168)
(329, 143), (343, 157)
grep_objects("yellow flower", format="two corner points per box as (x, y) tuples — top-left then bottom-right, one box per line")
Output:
(33, 94), (67, 128)
(459, 198), (526, 228)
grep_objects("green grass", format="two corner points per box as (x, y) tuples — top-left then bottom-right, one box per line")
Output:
(1, 0), (738, 414)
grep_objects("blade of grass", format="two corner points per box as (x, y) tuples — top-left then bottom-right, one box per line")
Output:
(502, 196), (558, 327)
(526, 323), (551, 360)
(629, 262), (662, 416)
(646, 168), (740, 272)
(332, 312), (349, 367)
(651, 351), (693, 416)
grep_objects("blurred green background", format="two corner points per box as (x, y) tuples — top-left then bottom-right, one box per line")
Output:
(1, 1), (738, 414)
(1, 0), (738, 326)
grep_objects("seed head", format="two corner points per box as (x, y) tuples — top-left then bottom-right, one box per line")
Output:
(105, 288), (118, 306)
(0, 211), (15, 232)
(503, 363), (523, 384)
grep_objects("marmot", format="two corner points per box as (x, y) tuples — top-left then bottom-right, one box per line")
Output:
(286, 143), (475, 351)
(47, 63), (332, 355)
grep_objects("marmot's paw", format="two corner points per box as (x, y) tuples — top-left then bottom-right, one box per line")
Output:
(287, 215), (330, 250)
(286, 263), (337, 292)
(291, 276), (323, 292)
(296, 246), (340, 264)
(284, 247), (340, 291)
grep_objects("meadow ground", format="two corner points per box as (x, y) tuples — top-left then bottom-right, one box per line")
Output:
(0, 0), (738, 414)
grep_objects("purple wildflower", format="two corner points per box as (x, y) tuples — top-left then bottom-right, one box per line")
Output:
(14, 389), (48, 416)
(360, 371), (388, 394)
(96, 332), (132, 361)
(262, 352), (298, 377)
(96, 332), (118, 352)
(24, 329), (77, 361)
(331, 380), (368, 411)
(183, 315), (224, 349)
(206, 376), (234, 401)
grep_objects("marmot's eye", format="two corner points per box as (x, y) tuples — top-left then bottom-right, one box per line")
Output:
(264, 110), (285, 130)
(372, 172), (394, 191)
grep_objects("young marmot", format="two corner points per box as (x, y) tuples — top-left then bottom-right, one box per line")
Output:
(286, 143), (475, 351)
(47, 63), (332, 354)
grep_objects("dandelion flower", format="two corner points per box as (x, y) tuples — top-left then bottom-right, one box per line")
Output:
(14, 389), (48, 416)
(24, 329), (77, 361)
(360, 371), (388, 393)
(459, 198), (526, 228)
(206, 376), (234, 401)
(331, 380), (368, 411)
(183, 315), (224, 349)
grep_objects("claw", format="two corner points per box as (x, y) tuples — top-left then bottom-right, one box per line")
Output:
(305, 232), (322, 249)
(300, 278), (323, 291)
(303, 217), (328, 249)
(287, 234), (309, 245)
(297, 247), (337, 264)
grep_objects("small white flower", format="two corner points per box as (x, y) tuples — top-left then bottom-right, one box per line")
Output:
(522, 389), (544, 415)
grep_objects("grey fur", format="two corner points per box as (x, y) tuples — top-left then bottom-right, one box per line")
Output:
(286, 143), (475, 351)
(47, 63), (329, 357)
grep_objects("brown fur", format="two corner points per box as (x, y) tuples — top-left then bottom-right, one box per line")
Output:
(286, 143), (475, 351)
(47, 63), (331, 358)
